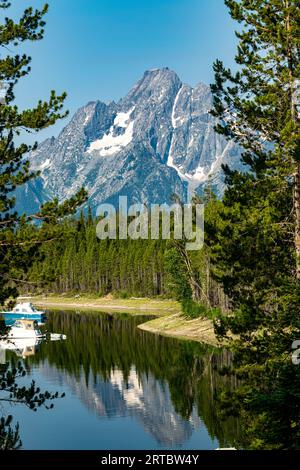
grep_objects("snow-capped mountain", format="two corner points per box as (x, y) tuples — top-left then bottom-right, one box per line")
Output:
(20, 68), (242, 214)
(39, 363), (201, 447)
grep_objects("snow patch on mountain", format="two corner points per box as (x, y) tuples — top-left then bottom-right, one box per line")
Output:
(167, 152), (189, 182)
(20, 68), (243, 215)
(84, 108), (94, 125)
(87, 111), (135, 156)
(185, 166), (207, 183)
(39, 158), (51, 170)
(171, 86), (183, 129)
(167, 151), (210, 187)
(114, 107), (135, 128)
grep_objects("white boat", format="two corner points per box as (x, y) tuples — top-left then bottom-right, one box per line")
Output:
(2, 302), (46, 322)
(0, 337), (42, 360)
(0, 332), (66, 363)
(6, 319), (45, 339)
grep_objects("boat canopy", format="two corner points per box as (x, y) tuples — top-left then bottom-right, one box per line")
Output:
(13, 303), (37, 313)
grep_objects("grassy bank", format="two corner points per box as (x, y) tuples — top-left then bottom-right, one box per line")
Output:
(19, 294), (220, 346)
(20, 295), (180, 316)
(138, 313), (220, 347)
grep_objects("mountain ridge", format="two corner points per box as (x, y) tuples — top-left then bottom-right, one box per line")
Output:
(18, 67), (243, 214)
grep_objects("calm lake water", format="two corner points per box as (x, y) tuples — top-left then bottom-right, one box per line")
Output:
(1, 310), (240, 450)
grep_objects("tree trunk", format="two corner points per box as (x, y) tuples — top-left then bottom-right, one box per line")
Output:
(174, 241), (204, 303)
(191, 279), (201, 302)
(286, 2), (300, 279)
(294, 163), (300, 279)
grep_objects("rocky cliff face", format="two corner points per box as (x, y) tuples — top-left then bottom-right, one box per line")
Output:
(21, 68), (242, 214)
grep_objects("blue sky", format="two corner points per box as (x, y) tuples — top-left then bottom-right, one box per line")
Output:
(7, 0), (237, 141)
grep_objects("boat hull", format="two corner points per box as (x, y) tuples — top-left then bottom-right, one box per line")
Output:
(3, 312), (46, 322)
(7, 333), (45, 339)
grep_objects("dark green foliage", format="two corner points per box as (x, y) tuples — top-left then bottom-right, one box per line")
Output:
(164, 193), (230, 315)
(205, 0), (300, 449)
(164, 245), (192, 301)
(25, 215), (169, 298)
(209, 0), (300, 357)
(0, 2), (87, 306)
(217, 360), (300, 449)
(181, 299), (221, 320)
(0, 2), (86, 449)
(24, 212), (227, 303)
(0, 416), (21, 451)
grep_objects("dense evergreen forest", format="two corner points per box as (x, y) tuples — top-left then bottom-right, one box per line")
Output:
(23, 202), (229, 315)
(26, 210), (169, 298)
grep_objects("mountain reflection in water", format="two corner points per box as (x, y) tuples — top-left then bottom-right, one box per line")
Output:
(2, 310), (240, 449)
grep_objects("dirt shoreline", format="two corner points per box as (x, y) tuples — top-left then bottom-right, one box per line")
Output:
(138, 313), (220, 347)
(22, 296), (219, 346)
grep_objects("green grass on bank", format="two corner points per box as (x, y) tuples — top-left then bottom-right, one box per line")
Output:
(181, 299), (222, 320)
(9, 294), (222, 322)
(15, 294), (222, 345)
(17, 294), (181, 316)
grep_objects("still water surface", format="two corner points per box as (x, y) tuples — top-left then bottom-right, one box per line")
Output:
(1, 310), (240, 449)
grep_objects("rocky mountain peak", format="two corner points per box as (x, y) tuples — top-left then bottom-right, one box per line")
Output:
(19, 68), (242, 215)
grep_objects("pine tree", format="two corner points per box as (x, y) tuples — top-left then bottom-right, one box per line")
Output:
(207, 0), (300, 449)
(209, 0), (300, 348)
(0, 2), (87, 305)
(0, 2), (86, 447)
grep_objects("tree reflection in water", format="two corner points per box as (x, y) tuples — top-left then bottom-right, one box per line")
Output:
(22, 310), (241, 448)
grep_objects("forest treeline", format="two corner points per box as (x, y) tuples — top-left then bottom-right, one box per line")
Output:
(24, 203), (228, 314)
(26, 210), (169, 298)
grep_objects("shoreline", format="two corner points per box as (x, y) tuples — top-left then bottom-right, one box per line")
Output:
(19, 295), (219, 346)
(138, 313), (220, 347)
(19, 296), (180, 316)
